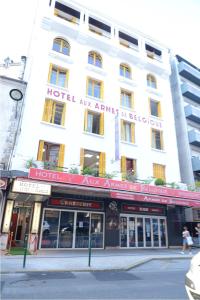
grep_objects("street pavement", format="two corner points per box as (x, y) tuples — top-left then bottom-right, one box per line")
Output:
(1, 259), (191, 299)
(1, 248), (199, 273)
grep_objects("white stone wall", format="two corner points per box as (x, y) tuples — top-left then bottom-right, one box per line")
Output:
(11, 0), (181, 183)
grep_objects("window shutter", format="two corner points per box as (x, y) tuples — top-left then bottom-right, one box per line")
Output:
(86, 77), (89, 96)
(121, 156), (126, 180)
(149, 97), (151, 115)
(100, 113), (104, 135)
(131, 123), (135, 143)
(160, 131), (164, 150)
(131, 93), (134, 109)
(52, 101), (56, 123)
(84, 109), (88, 131)
(58, 144), (65, 168)
(48, 64), (53, 82)
(42, 100), (49, 122)
(99, 152), (106, 177)
(100, 81), (104, 100)
(37, 140), (44, 161)
(65, 69), (69, 87)
(121, 120), (125, 140)
(133, 159), (136, 176)
(151, 128), (153, 148)
(61, 103), (66, 126)
(80, 148), (85, 172)
(158, 102), (161, 118)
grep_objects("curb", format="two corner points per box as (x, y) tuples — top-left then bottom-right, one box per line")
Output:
(1, 255), (192, 274)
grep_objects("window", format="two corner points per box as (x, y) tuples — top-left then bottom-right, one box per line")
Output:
(121, 89), (134, 109)
(88, 17), (111, 37)
(48, 64), (68, 88)
(80, 149), (106, 177)
(42, 99), (66, 126)
(147, 74), (157, 88)
(54, 1), (80, 24)
(121, 156), (136, 180)
(119, 31), (138, 49)
(52, 38), (70, 55)
(145, 44), (162, 60)
(84, 109), (104, 135)
(153, 163), (166, 181)
(149, 99), (161, 117)
(151, 129), (163, 150)
(37, 141), (65, 168)
(121, 120), (135, 143)
(120, 63), (131, 79)
(87, 77), (103, 99)
(88, 51), (102, 68)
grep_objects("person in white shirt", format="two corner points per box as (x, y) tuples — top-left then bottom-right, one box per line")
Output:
(181, 226), (192, 254)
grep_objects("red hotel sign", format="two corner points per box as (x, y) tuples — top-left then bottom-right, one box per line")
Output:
(49, 199), (103, 210)
(122, 204), (164, 214)
(28, 168), (200, 205)
(111, 192), (200, 207)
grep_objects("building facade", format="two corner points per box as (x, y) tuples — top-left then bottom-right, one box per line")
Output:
(1, 0), (200, 251)
(170, 55), (200, 225)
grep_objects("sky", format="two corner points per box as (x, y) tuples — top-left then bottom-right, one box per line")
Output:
(0, 0), (199, 66)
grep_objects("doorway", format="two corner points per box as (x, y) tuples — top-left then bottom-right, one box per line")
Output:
(120, 214), (167, 248)
(10, 205), (32, 247)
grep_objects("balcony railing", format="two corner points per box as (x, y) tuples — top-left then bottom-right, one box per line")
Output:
(188, 129), (200, 147)
(181, 83), (200, 104)
(184, 105), (200, 123)
(178, 61), (200, 86)
(192, 156), (200, 172)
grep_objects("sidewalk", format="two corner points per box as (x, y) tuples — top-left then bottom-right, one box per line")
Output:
(1, 248), (199, 273)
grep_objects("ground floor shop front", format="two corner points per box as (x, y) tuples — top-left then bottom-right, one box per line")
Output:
(2, 171), (200, 251)
(2, 195), (180, 251)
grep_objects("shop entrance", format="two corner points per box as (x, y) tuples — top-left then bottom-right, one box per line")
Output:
(10, 205), (32, 247)
(120, 215), (167, 248)
(40, 209), (104, 249)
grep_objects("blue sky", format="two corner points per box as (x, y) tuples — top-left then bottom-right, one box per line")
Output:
(0, 0), (199, 66)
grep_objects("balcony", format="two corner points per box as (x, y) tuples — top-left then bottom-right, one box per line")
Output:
(188, 130), (200, 147)
(178, 61), (200, 86)
(192, 156), (200, 172)
(184, 105), (200, 123)
(181, 83), (200, 103)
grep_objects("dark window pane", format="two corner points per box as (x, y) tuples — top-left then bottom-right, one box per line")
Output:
(75, 212), (90, 248)
(150, 101), (158, 116)
(58, 211), (74, 248)
(41, 210), (59, 248)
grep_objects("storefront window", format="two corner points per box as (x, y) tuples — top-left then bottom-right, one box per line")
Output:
(75, 212), (90, 248)
(160, 219), (166, 247)
(41, 210), (59, 248)
(137, 218), (144, 247)
(58, 211), (74, 248)
(145, 218), (151, 247)
(152, 218), (159, 247)
(120, 217), (127, 247)
(91, 213), (103, 248)
(129, 217), (136, 247)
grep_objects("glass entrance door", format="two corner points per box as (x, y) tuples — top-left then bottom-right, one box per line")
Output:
(120, 215), (167, 248)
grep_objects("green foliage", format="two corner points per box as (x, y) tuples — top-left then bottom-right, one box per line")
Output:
(167, 182), (180, 189)
(25, 158), (37, 169)
(125, 170), (137, 182)
(68, 167), (79, 174)
(43, 161), (57, 170)
(154, 178), (165, 186)
(82, 167), (98, 176)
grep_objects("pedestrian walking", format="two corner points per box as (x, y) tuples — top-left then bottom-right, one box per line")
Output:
(195, 223), (200, 245)
(181, 226), (193, 254)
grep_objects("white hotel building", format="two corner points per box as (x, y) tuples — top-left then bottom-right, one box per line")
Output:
(2, 0), (200, 251)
